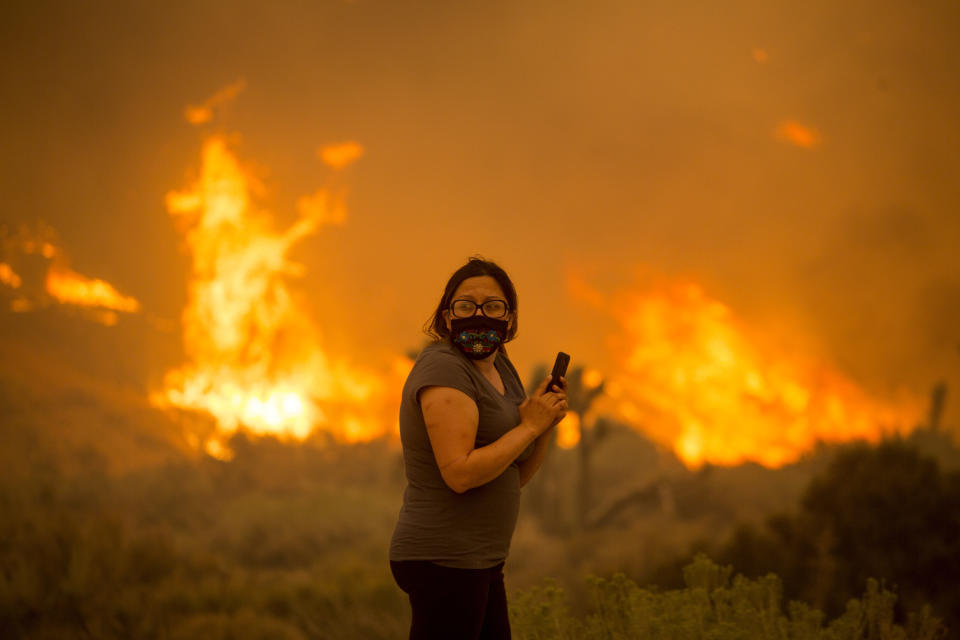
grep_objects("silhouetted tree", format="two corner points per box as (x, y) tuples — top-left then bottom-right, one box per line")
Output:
(719, 439), (960, 634)
(524, 363), (605, 534)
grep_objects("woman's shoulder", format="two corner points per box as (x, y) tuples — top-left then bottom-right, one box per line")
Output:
(416, 340), (460, 361)
(412, 341), (472, 374)
(405, 340), (479, 400)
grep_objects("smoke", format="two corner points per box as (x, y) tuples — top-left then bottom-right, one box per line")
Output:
(792, 205), (960, 418)
(1, 0), (958, 431)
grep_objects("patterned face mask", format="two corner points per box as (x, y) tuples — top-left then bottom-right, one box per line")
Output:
(449, 315), (509, 360)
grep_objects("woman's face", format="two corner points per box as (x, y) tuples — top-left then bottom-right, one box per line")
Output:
(443, 275), (515, 335)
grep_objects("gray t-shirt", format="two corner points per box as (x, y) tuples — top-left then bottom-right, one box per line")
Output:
(389, 340), (535, 569)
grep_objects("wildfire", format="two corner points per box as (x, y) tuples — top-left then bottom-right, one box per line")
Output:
(45, 266), (140, 313)
(565, 275), (922, 467)
(0, 223), (140, 324)
(152, 130), (394, 457)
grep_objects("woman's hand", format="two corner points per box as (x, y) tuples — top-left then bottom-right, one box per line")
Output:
(519, 376), (568, 437)
(548, 376), (569, 428)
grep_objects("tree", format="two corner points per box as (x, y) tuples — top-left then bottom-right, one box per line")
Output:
(719, 439), (960, 633)
(524, 363), (605, 533)
(801, 440), (960, 622)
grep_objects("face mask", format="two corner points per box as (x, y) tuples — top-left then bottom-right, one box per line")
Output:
(449, 315), (509, 360)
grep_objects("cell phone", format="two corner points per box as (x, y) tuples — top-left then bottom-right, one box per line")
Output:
(548, 352), (570, 393)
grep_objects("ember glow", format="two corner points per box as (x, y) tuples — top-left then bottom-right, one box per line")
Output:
(184, 78), (247, 125)
(151, 132), (392, 457)
(775, 120), (822, 149)
(556, 412), (582, 449)
(564, 278), (922, 467)
(319, 141), (365, 169)
(0, 263), (21, 288)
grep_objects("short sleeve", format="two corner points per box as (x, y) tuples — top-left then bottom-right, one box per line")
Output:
(408, 345), (478, 405)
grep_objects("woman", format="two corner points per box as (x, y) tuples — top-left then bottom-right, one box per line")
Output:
(389, 257), (568, 640)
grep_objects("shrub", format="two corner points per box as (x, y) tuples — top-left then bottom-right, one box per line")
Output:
(509, 555), (946, 640)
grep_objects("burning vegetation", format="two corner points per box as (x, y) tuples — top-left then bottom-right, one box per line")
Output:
(563, 275), (924, 468)
(148, 106), (401, 458)
(0, 222), (140, 325)
(0, 83), (933, 472)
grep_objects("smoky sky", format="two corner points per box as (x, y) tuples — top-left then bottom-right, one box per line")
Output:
(2, 0), (958, 422)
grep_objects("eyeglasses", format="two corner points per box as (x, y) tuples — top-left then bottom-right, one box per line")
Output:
(450, 299), (510, 318)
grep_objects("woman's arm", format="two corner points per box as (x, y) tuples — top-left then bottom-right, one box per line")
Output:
(421, 387), (537, 493)
(421, 376), (563, 494)
(517, 427), (555, 488)
(518, 377), (567, 487)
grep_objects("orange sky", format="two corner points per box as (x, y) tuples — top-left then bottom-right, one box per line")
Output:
(2, 0), (958, 431)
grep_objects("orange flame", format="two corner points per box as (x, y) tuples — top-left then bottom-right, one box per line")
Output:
(45, 266), (140, 313)
(582, 368), (604, 390)
(153, 134), (395, 455)
(0, 262), (21, 288)
(184, 79), (247, 125)
(570, 278), (921, 467)
(296, 188), (348, 227)
(1, 223), (139, 322)
(556, 412), (582, 449)
(319, 142), (365, 169)
(775, 120), (821, 149)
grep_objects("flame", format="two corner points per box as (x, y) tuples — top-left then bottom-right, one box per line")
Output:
(1, 223), (140, 322)
(578, 279), (921, 467)
(775, 120), (821, 149)
(318, 142), (365, 169)
(555, 412), (582, 449)
(153, 133), (396, 453)
(184, 79), (247, 125)
(297, 188), (347, 227)
(45, 266), (140, 312)
(582, 368), (604, 390)
(752, 48), (769, 63)
(203, 437), (233, 461)
(0, 262), (21, 288)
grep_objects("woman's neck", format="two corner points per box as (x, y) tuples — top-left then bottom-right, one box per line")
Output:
(470, 353), (498, 375)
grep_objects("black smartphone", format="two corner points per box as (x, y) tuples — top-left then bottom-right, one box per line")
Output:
(548, 352), (570, 393)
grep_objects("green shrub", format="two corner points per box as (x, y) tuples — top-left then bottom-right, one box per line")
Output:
(509, 555), (946, 640)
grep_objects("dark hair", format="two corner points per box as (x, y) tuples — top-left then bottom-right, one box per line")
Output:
(424, 256), (519, 348)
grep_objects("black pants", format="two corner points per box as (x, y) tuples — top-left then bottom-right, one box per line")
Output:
(390, 559), (511, 640)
